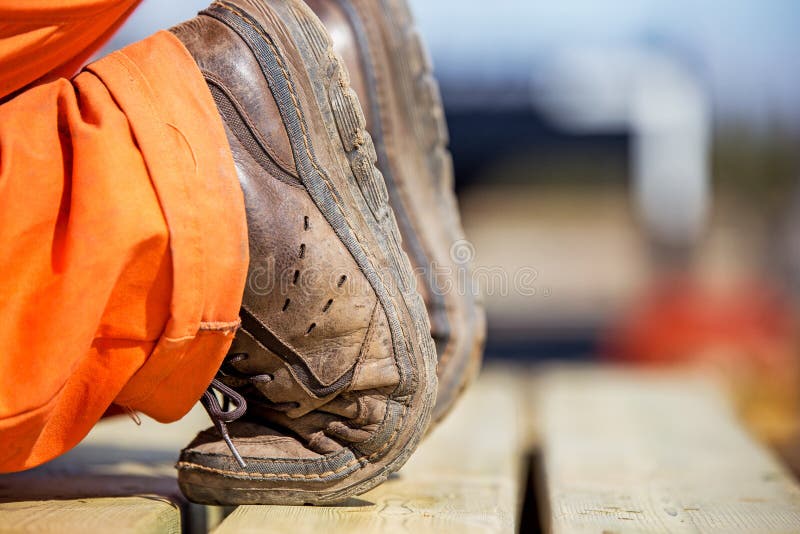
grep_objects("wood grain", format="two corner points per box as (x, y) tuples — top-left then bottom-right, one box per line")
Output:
(214, 366), (530, 534)
(0, 497), (179, 534)
(538, 367), (800, 533)
(0, 404), (216, 533)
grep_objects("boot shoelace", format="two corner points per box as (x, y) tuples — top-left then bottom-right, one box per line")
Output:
(200, 352), (302, 468)
(200, 352), (279, 468)
(201, 378), (248, 468)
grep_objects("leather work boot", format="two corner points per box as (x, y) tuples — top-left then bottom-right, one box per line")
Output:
(305, 0), (486, 425)
(170, 0), (436, 505)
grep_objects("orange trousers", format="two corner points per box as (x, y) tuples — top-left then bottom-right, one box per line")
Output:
(0, 1), (248, 471)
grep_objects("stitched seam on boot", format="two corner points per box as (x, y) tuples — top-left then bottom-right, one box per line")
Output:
(177, 404), (406, 479)
(205, 2), (413, 394)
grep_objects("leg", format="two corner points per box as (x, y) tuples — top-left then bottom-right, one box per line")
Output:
(0, 31), (248, 472)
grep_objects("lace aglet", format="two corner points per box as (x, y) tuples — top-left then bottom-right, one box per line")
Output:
(222, 431), (247, 468)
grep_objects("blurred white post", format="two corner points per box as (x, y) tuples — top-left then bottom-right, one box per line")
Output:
(630, 59), (710, 247)
(531, 48), (711, 248)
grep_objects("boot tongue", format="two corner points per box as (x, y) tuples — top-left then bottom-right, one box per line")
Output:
(245, 405), (346, 455)
(190, 420), (328, 460)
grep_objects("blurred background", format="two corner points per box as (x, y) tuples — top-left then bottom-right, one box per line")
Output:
(411, 0), (800, 448)
(410, 0), (800, 448)
(106, 1), (800, 447)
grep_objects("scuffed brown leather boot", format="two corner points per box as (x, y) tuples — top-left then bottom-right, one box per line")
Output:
(170, 0), (436, 505)
(305, 0), (486, 425)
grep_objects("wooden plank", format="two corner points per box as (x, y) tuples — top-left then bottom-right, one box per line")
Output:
(0, 404), (218, 533)
(538, 367), (800, 533)
(0, 497), (179, 534)
(214, 366), (529, 534)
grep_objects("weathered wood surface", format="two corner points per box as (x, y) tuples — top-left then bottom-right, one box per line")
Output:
(0, 404), (214, 533)
(8, 364), (798, 534)
(538, 367), (800, 534)
(214, 367), (529, 534)
(0, 497), (179, 534)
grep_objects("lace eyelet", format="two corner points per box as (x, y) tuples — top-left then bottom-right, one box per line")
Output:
(228, 352), (249, 363)
(250, 373), (274, 383)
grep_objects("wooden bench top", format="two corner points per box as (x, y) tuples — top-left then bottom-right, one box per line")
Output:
(0, 401), (207, 533)
(538, 368), (800, 533)
(2, 365), (800, 533)
(213, 369), (528, 533)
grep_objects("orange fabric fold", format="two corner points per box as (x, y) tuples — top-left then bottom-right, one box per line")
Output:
(0, 0), (143, 98)
(0, 30), (248, 472)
